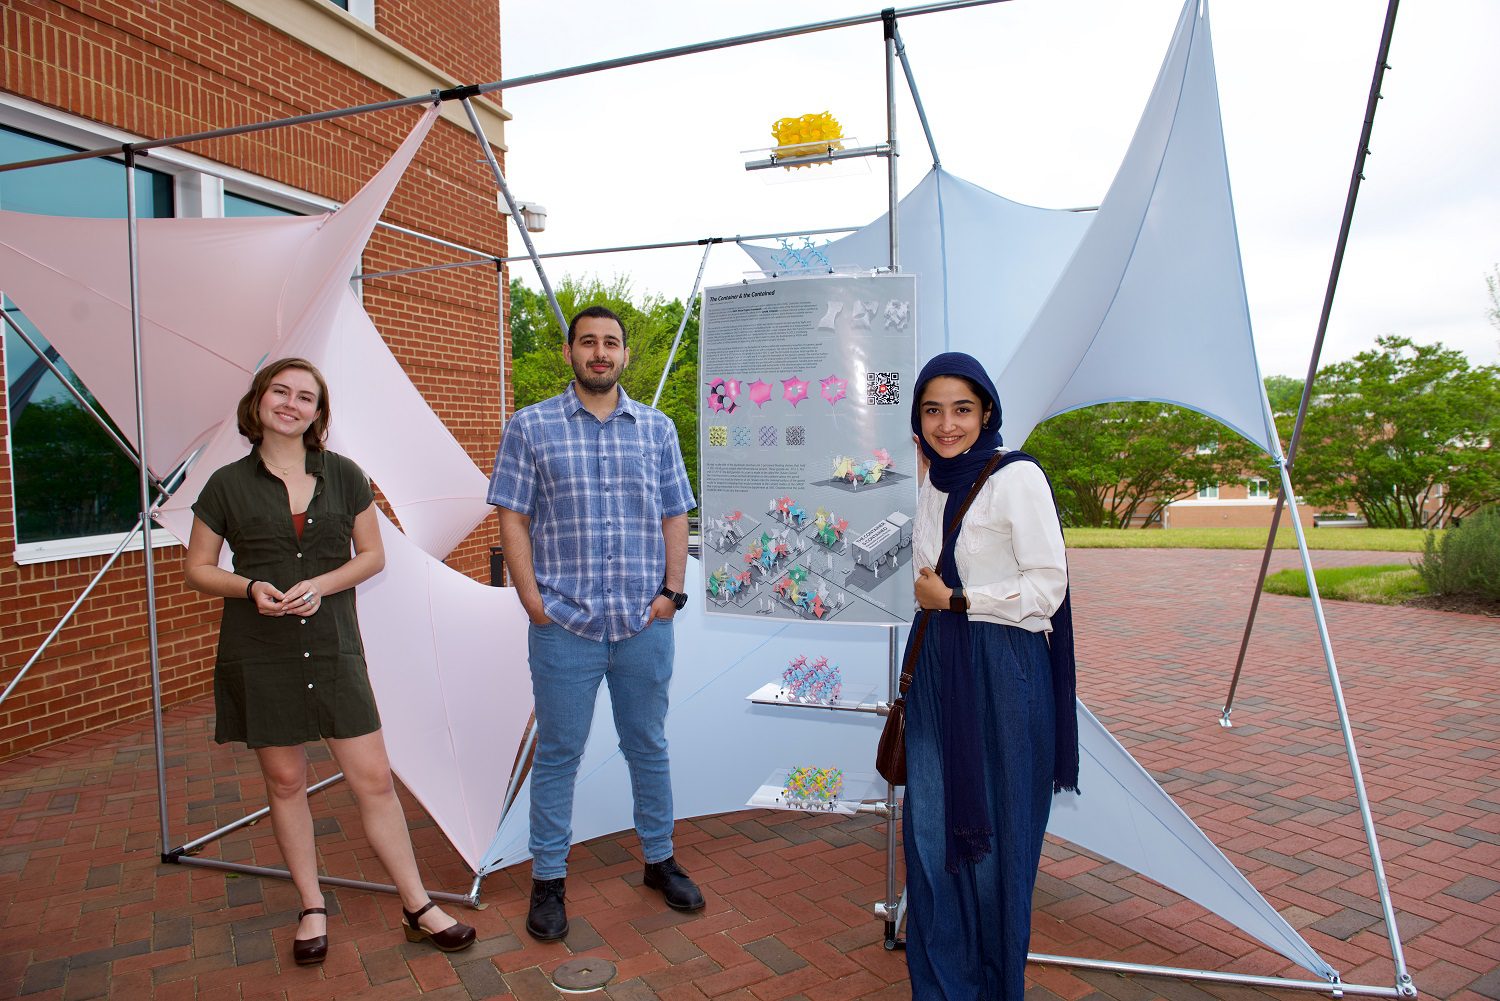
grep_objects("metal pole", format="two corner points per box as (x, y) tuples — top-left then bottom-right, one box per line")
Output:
(354, 226), (862, 283)
(496, 261), (508, 430)
(892, 26), (941, 168)
(122, 149), (172, 853)
(880, 7), (905, 950)
(1223, 0), (1401, 720)
(882, 628), (901, 948)
(172, 773), (347, 856)
(883, 8), (901, 273)
(0, 93), (442, 176)
(0, 310), (153, 481)
(172, 857), (472, 907)
(354, 257), (500, 284)
(651, 241), (715, 408)
(461, 98), (568, 342)
(474, 1), (1007, 98)
(744, 143), (892, 171)
(1030, 953), (1397, 998)
(1275, 458), (1414, 997)
(1220, 492), (1284, 726)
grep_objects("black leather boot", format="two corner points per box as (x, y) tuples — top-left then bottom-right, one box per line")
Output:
(643, 856), (704, 912)
(526, 877), (569, 940)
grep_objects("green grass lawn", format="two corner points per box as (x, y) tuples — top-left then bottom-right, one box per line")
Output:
(1262, 563), (1427, 604)
(1063, 526), (1430, 552)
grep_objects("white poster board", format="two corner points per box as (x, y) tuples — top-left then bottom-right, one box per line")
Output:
(698, 273), (917, 626)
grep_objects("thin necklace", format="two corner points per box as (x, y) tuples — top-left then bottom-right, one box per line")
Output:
(262, 452), (302, 477)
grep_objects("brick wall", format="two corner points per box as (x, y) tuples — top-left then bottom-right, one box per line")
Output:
(0, 0), (511, 759)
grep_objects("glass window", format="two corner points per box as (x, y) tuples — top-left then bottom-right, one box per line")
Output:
(224, 191), (300, 218)
(1197, 483), (1220, 500)
(2, 126), (174, 546)
(1247, 478), (1270, 499)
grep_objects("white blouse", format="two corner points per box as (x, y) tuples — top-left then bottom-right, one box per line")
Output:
(911, 453), (1068, 633)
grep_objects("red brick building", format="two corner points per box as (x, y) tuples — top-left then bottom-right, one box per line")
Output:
(1, 0), (510, 759)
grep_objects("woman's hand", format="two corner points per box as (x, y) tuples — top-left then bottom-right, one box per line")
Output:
(248, 580), (287, 616)
(914, 566), (954, 610)
(278, 580), (323, 616)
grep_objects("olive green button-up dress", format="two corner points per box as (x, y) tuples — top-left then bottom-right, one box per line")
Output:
(192, 449), (380, 748)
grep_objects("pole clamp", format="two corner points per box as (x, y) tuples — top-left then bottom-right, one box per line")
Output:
(436, 84), (483, 103)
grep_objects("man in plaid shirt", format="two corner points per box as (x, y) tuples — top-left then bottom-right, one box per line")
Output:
(489, 305), (700, 941)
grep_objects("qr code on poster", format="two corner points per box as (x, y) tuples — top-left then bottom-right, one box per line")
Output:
(866, 371), (900, 405)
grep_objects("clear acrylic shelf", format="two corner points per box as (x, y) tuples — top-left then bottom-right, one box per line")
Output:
(745, 681), (885, 715)
(746, 768), (889, 817)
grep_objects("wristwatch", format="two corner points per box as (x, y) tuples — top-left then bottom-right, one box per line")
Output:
(948, 585), (969, 614)
(659, 585), (689, 611)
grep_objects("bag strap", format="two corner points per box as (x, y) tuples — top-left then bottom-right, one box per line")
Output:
(895, 450), (1006, 697)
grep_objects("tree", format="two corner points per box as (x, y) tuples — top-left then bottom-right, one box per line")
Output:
(1262, 374), (1304, 418)
(1293, 336), (1500, 528)
(508, 277), (701, 505)
(12, 393), (139, 543)
(1024, 402), (1244, 527)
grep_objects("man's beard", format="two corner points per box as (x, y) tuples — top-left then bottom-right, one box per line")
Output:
(574, 363), (620, 394)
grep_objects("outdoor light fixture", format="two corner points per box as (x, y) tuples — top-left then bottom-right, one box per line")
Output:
(495, 194), (547, 232)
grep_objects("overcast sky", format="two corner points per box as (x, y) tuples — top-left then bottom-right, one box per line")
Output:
(494, 0), (1499, 379)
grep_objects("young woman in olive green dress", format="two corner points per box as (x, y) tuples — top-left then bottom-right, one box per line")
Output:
(184, 358), (475, 966)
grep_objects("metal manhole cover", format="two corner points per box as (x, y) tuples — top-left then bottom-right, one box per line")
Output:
(552, 957), (616, 993)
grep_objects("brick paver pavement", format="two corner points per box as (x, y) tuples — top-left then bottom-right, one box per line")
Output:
(0, 548), (1495, 1000)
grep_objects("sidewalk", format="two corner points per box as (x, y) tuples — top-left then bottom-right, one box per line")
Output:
(1, 548), (1496, 1000)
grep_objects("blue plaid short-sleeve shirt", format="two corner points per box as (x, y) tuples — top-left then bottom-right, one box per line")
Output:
(488, 383), (696, 642)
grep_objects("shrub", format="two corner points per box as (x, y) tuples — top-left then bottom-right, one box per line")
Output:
(1415, 507), (1500, 600)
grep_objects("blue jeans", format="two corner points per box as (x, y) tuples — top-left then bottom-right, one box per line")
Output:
(527, 619), (675, 879)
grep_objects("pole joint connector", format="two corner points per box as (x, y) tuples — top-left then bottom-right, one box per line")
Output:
(437, 84), (483, 103)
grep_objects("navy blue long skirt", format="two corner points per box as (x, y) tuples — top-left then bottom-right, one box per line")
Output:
(903, 620), (1056, 1001)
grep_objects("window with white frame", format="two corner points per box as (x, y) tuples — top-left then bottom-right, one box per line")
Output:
(324, 0), (376, 27)
(1197, 482), (1220, 500)
(1247, 477), (1270, 499)
(2, 125), (174, 547)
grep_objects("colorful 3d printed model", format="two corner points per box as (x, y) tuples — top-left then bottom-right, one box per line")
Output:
(771, 111), (845, 167)
(780, 654), (843, 704)
(782, 766), (844, 808)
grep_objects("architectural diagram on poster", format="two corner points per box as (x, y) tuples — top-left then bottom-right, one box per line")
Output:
(699, 273), (917, 626)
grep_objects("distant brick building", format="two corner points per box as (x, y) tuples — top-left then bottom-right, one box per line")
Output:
(1161, 476), (1318, 530)
(1, 0), (510, 759)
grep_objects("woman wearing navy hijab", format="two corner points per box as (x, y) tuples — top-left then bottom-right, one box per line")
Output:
(904, 352), (1078, 1000)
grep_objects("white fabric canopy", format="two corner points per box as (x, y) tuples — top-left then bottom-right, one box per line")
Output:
(740, 169), (1092, 364)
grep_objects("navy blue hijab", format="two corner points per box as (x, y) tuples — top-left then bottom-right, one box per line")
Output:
(909, 352), (1080, 872)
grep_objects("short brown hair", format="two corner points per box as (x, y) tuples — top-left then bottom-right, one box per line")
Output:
(236, 358), (330, 449)
(567, 304), (627, 347)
